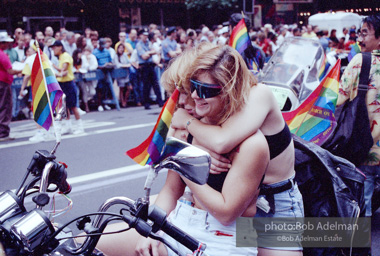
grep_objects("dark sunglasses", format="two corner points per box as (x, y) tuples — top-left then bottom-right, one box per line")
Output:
(190, 79), (222, 99)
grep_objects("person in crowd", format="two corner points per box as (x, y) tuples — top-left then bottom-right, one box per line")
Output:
(13, 27), (24, 45)
(206, 30), (216, 45)
(72, 48), (87, 114)
(126, 28), (138, 49)
(95, 43), (266, 256)
(161, 26), (181, 67)
(115, 31), (133, 57)
(13, 35), (25, 62)
(93, 37), (114, 112)
(136, 28), (163, 110)
(291, 27), (302, 37)
(84, 27), (92, 47)
(337, 14), (380, 217)
(0, 32), (22, 141)
(5, 39), (19, 63)
(19, 42), (55, 142)
(79, 45), (98, 112)
(114, 43), (131, 108)
(267, 31), (278, 56)
(44, 26), (54, 38)
(62, 31), (77, 56)
(342, 27), (350, 43)
(317, 30), (329, 52)
(34, 31), (45, 46)
(104, 37), (116, 61)
(50, 40), (84, 134)
(329, 29), (339, 46)
(217, 26), (229, 45)
(76, 35), (87, 51)
(276, 27), (287, 46)
(54, 31), (61, 41)
(229, 13), (265, 72)
(302, 24), (317, 39)
(171, 43), (304, 256)
(150, 31), (165, 101)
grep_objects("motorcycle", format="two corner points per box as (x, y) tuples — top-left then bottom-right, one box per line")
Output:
(0, 99), (211, 256)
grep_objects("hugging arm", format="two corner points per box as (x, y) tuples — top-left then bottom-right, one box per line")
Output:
(183, 131), (269, 225)
(172, 85), (273, 154)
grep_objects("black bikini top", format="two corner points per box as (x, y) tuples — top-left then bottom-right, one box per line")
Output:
(186, 134), (265, 192)
(264, 124), (292, 160)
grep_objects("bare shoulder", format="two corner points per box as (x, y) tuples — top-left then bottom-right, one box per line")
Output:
(249, 83), (276, 104)
(238, 130), (269, 159)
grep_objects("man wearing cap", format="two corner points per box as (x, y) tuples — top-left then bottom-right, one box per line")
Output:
(217, 26), (229, 45)
(0, 32), (22, 141)
(161, 26), (181, 66)
(136, 28), (163, 110)
(50, 40), (84, 134)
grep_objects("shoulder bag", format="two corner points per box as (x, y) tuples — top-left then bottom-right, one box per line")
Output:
(321, 52), (373, 166)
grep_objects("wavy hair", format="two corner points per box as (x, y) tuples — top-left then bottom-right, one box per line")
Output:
(184, 43), (257, 125)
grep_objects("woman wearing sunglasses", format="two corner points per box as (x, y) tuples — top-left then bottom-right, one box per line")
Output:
(95, 45), (268, 256)
(171, 43), (304, 256)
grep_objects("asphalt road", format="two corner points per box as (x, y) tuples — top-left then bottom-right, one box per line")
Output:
(1, 105), (379, 255)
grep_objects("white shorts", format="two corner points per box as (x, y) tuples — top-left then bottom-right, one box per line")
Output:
(162, 201), (258, 256)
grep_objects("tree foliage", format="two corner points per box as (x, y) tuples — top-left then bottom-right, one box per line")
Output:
(185, 0), (238, 10)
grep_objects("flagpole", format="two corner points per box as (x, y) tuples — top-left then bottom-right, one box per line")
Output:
(35, 41), (58, 140)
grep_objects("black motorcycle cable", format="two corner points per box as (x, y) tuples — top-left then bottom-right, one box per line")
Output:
(15, 170), (30, 196)
(46, 212), (127, 243)
(19, 176), (41, 204)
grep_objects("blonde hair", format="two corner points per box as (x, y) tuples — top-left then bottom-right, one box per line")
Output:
(161, 42), (216, 96)
(184, 43), (257, 125)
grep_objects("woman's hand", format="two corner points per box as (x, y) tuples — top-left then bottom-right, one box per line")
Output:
(195, 145), (231, 174)
(171, 108), (193, 130)
(135, 237), (161, 256)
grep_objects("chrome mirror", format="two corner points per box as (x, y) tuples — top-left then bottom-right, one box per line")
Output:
(157, 137), (210, 185)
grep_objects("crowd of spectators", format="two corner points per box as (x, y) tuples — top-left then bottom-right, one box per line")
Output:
(3, 21), (360, 131)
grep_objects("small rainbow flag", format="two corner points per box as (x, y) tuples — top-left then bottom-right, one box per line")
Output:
(282, 59), (341, 146)
(318, 53), (331, 81)
(348, 42), (361, 62)
(31, 49), (63, 130)
(127, 89), (180, 166)
(229, 18), (250, 54)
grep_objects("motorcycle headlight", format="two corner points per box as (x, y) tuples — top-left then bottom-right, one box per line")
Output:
(0, 191), (26, 224)
(10, 209), (54, 252)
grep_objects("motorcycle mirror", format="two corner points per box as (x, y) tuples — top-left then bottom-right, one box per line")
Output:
(55, 94), (67, 122)
(156, 137), (210, 185)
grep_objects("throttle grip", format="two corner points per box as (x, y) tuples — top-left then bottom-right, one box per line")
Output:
(148, 205), (206, 253)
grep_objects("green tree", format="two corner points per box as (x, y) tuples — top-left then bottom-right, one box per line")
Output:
(185, 0), (238, 10)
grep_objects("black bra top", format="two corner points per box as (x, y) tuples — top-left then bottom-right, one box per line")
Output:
(264, 124), (292, 160)
(186, 133), (265, 192)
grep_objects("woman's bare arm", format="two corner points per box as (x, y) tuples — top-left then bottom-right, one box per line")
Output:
(171, 84), (273, 154)
(182, 131), (269, 225)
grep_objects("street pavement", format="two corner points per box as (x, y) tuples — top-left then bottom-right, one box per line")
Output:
(1, 105), (379, 254)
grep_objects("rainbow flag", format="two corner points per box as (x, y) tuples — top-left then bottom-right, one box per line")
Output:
(127, 89), (180, 166)
(318, 53), (331, 81)
(229, 18), (250, 54)
(348, 42), (361, 62)
(282, 59), (341, 146)
(31, 49), (63, 130)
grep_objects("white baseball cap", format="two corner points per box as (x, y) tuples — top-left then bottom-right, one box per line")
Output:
(0, 32), (14, 43)
(218, 26), (229, 35)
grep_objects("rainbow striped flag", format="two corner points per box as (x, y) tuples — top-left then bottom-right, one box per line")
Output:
(348, 42), (361, 62)
(127, 89), (180, 166)
(229, 18), (250, 54)
(318, 53), (331, 81)
(282, 59), (341, 146)
(31, 49), (63, 130)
